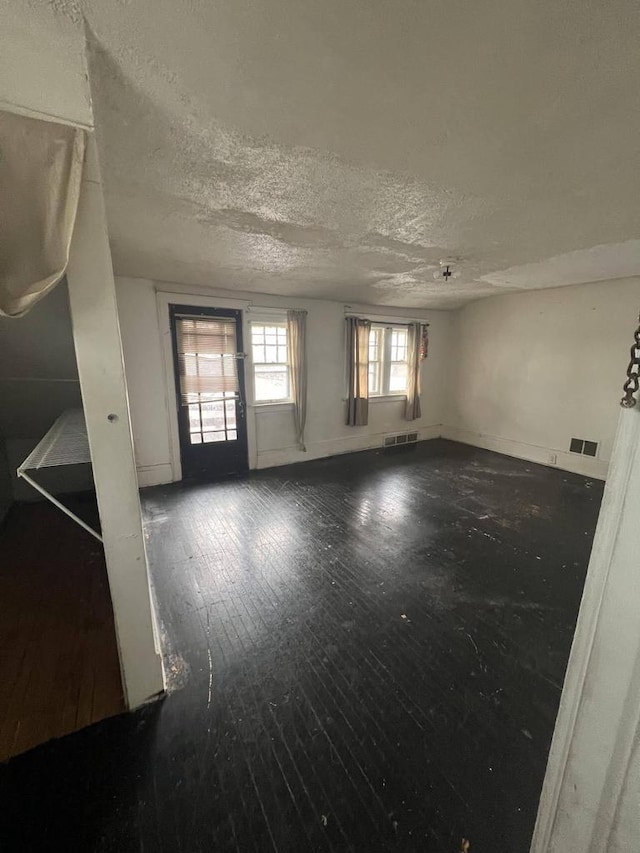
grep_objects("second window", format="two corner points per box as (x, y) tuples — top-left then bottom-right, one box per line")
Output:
(251, 323), (291, 403)
(368, 325), (409, 396)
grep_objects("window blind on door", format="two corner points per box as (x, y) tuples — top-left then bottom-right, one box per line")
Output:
(176, 317), (238, 404)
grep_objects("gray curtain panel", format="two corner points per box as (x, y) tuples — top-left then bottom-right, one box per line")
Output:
(405, 322), (423, 421)
(0, 110), (86, 317)
(287, 309), (308, 450)
(346, 316), (371, 426)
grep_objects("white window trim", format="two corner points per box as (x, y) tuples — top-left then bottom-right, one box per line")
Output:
(248, 316), (293, 406)
(369, 323), (409, 398)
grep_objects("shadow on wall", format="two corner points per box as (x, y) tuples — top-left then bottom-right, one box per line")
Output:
(0, 437), (12, 523)
(0, 281), (92, 502)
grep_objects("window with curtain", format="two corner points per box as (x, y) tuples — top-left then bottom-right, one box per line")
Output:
(251, 323), (292, 402)
(368, 325), (410, 396)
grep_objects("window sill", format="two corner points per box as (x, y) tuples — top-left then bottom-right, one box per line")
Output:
(250, 401), (294, 412)
(369, 394), (407, 403)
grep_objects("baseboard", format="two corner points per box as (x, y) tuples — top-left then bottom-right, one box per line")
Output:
(441, 426), (609, 480)
(255, 424), (443, 470)
(137, 463), (174, 487)
(136, 427), (609, 482)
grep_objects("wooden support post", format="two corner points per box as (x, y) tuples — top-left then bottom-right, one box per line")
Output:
(66, 136), (165, 709)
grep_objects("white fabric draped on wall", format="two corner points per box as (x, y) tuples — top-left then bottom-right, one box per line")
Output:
(0, 110), (86, 318)
(287, 309), (308, 451)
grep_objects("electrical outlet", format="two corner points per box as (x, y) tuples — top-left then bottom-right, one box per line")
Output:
(548, 452), (557, 465)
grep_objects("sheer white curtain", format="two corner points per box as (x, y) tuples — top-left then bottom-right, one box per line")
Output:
(0, 110), (86, 317)
(287, 310), (308, 451)
(405, 322), (423, 421)
(346, 317), (371, 426)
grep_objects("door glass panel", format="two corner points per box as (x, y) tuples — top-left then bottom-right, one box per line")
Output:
(201, 401), (224, 432)
(188, 404), (201, 438)
(203, 432), (226, 443)
(177, 316), (241, 445)
(225, 399), (237, 429)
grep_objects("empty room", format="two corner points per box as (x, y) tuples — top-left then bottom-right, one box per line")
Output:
(1, 2), (639, 852)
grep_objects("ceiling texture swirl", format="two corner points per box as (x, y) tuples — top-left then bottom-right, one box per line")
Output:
(22, 0), (640, 306)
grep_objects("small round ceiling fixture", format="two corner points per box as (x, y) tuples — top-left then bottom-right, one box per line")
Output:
(433, 259), (461, 281)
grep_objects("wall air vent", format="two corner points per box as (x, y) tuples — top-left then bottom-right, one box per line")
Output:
(383, 432), (419, 448)
(569, 438), (599, 457)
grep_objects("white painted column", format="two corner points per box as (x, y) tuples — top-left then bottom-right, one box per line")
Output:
(66, 135), (165, 709)
(531, 406), (640, 852)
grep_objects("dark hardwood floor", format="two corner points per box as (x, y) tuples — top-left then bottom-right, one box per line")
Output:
(0, 440), (603, 852)
(0, 499), (124, 763)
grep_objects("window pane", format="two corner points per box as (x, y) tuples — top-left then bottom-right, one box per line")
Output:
(255, 365), (289, 401)
(188, 404), (201, 432)
(368, 362), (380, 394)
(389, 363), (408, 392)
(391, 329), (408, 362)
(227, 430), (237, 441)
(201, 401), (225, 431)
(190, 433), (202, 444)
(225, 399), (237, 429)
(202, 431), (226, 443)
(369, 328), (381, 361)
(252, 324), (288, 365)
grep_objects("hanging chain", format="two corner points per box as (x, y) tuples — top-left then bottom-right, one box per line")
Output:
(620, 313), (640, 408)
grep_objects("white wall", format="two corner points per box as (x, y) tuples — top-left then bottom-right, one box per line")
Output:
(7, 276), (636, 493)
(115, 277), (452, 486)
(443, 278), (640, 479)
(0, 2), (91, 129)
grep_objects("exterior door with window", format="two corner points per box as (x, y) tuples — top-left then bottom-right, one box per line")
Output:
(169, 305), (248, 480)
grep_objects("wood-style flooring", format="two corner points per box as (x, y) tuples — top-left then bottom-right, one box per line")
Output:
(0, 440), (603, 852)
(0, 499), (124, 762)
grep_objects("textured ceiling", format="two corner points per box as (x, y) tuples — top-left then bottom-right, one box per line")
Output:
(39, 0), (640, 307)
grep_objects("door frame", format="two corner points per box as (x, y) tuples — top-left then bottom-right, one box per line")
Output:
(156, 291), (258, 481)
